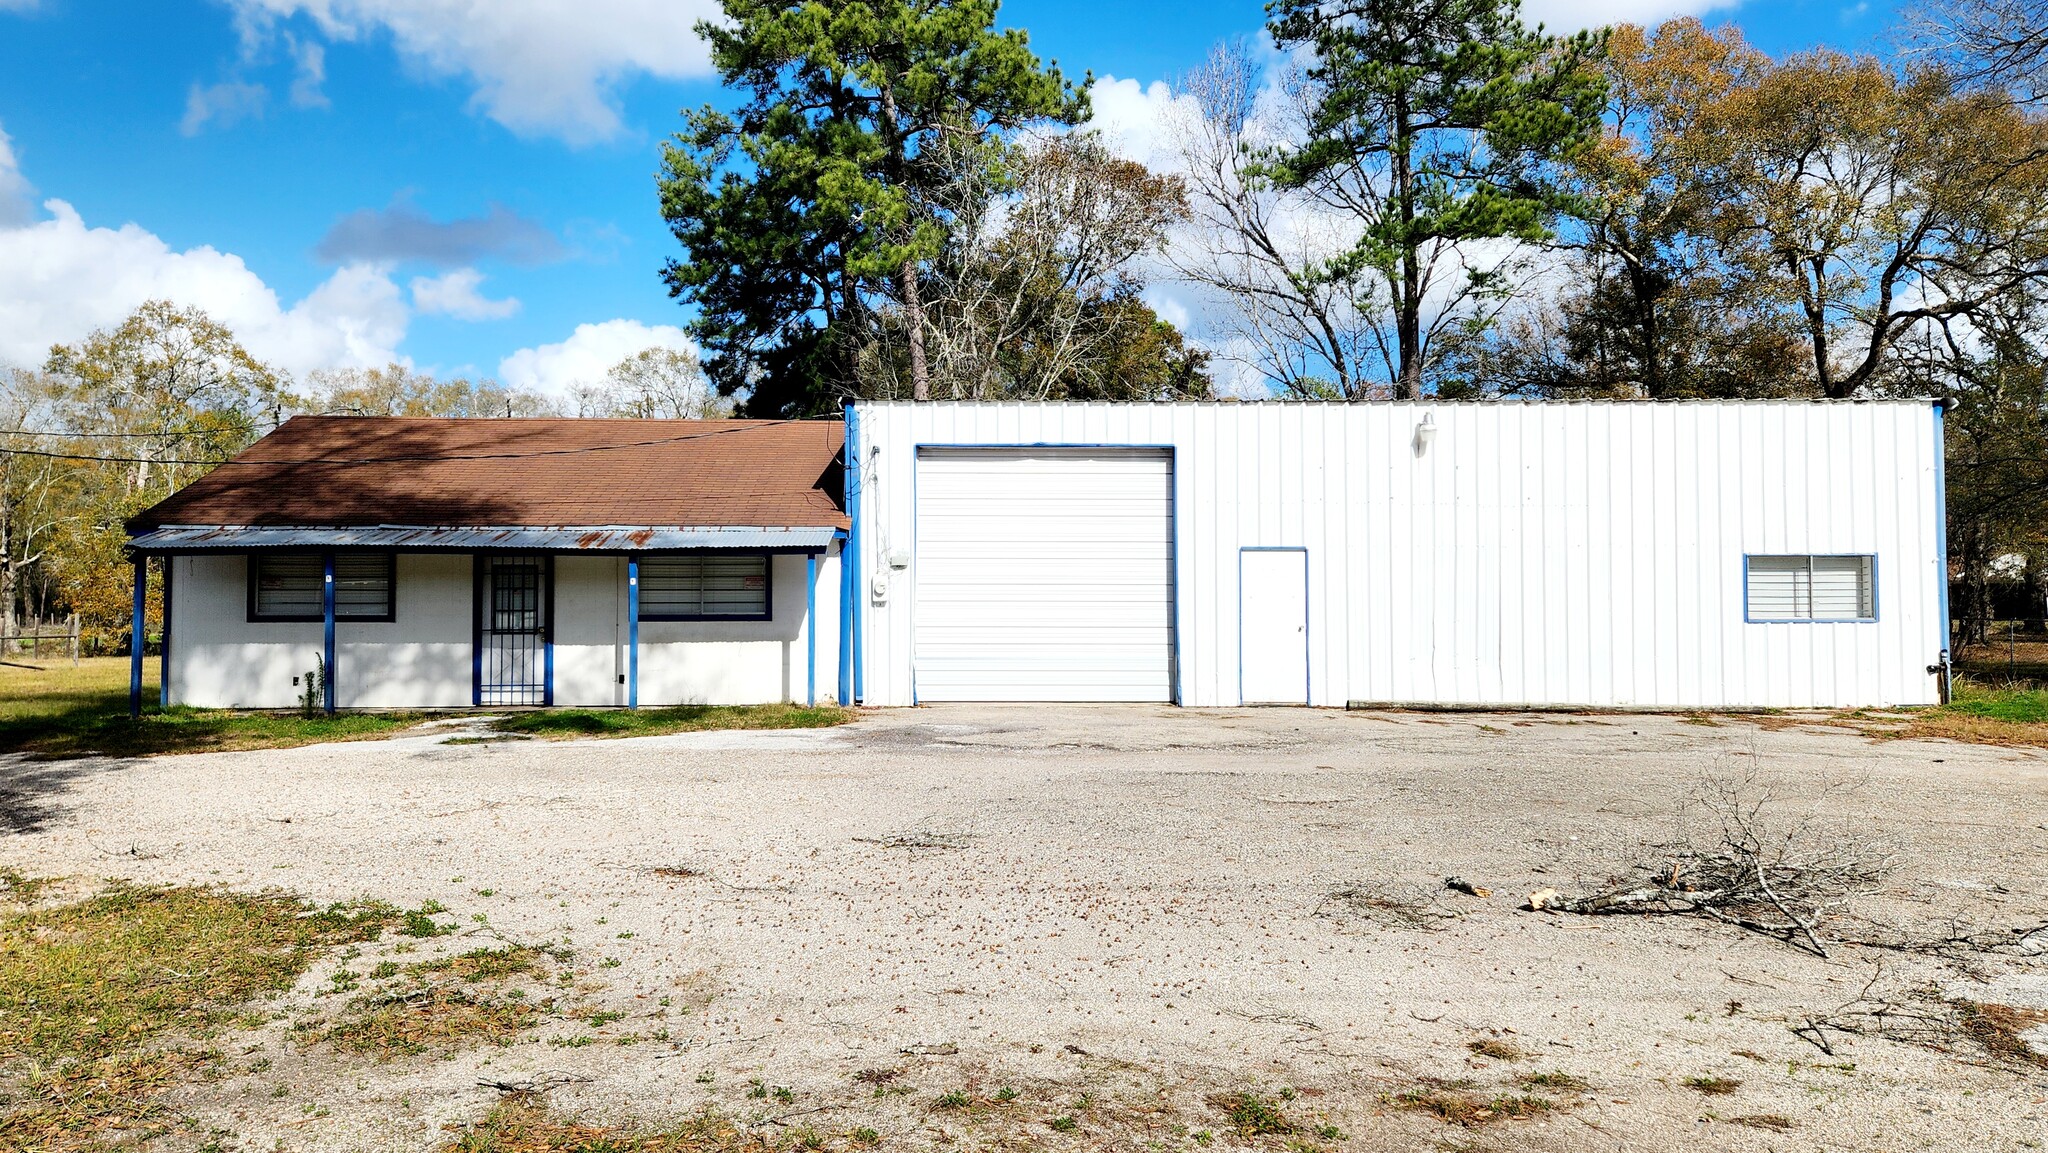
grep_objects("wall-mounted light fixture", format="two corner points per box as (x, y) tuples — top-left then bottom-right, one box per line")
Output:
(1414, 411), (1438, 453)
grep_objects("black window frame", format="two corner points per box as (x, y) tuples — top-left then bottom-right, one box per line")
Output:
(636, 552), (774, 623)
(246, 552), (398, 623)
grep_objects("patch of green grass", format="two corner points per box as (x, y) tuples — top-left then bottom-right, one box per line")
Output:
(491, 702), (854, 740)
(0, 884), (396, 1065)
(0, 884), (401, 1148)
(0, 658), (428, 758)
(934, 1090), (971, 1109)
(1943, 681), (2048, 724)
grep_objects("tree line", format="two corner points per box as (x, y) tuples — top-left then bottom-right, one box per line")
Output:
(3, 0), (2045, 649)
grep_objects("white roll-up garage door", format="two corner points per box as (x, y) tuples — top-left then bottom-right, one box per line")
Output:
(913, 447), (1174, 702)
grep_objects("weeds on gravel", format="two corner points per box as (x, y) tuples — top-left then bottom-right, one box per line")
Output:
(0, 883), (401, 1148)
(442, 1099), (774, 1152)
(1216, 1091), (1293, 1137)
(1519, 1072), (1589, 1092)
(1793, 980), (2048, 1068)
(1387, 1083), (1556, 1128)
(491, 703), (852, 740)
(1683, 1076), (1742, 1095)
(1467, 1038), (1525, 1061)
(315, 986), (539, 1059)
(1314, 882), (1459, 931)
(1727, 1114), (1797, 1131)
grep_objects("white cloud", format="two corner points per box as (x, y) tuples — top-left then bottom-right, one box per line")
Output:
(1087, 77), (1197, 173)
(410, 267), (519, 320)
(0, 123), (31, 227)
(225, 0), (719, 144)
(181, 80), (269, 135)
(0, 199), (408, 376)
(289, 37), (330, 108)
(499, 319), (695, 394)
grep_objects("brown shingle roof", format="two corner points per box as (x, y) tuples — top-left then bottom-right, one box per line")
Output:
(131, 416), (847, 530)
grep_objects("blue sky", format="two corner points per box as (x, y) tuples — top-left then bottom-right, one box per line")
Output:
(0, 0), (1906, 396)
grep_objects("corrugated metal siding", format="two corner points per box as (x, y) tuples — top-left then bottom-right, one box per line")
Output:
(851, 401), (1943, 709)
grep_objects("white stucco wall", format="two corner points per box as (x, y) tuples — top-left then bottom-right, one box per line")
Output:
(638, 553), (838, 706)
(165, 548), (842, 709)
(167, 553), (472, 709)
(849, 401), (1947, 709)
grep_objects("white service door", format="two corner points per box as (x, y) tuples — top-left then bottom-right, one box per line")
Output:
(1240, 549), (1309, 705)
(913, 448), (1174, 702)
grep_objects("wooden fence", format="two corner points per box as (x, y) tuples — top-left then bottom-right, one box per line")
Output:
(0, 615), (82, 666)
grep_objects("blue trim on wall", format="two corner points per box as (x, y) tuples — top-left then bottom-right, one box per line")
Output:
(159, 558), (172, 709)
(906, 441), (1181, 706)
(835, 530), (851, 706)
(470, 555), (484, 707)
(542, 554), (556, 708)
(626, 554), (640, 709)
(847, 404), (864, 705)
(1934, 401), (1951, 668)
(806, 551), (818, 707)
(1237, 546), (1311, 706)
(129, 557), (145, 718)
(321, 551), (336, 713)
(1739, 553), (1880, 624)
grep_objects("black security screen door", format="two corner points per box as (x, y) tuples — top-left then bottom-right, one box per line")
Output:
(478, 556), (549, 706)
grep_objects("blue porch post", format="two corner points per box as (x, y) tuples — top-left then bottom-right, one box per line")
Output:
(321, 551), (336, 714)
(626, 554), (640, 709)
(128, 557), (146, 718)
(806, 551), (817, 707)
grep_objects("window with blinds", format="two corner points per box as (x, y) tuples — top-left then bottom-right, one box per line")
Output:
(639, 555), (771, 620)
(1745, 555), (1874, 622)
(248, 554), (395, 621)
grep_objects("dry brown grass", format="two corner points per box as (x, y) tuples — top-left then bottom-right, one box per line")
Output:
(1728, 1114), (1797, 1131)
(1683, 1076), (1742, 1096)
(1467, 1038), (1525, 1061)
(1388, 1082), (1557, 1127)
(1955, 1001), (2048, 1069)
(315, 987), (539, 1059)
(310, 945), (559, 1060)
(441, 1099), (776, 1153)
(0, 1050), (218, 1152)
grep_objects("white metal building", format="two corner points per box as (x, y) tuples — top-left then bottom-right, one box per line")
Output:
(843, 401), (1948, 709)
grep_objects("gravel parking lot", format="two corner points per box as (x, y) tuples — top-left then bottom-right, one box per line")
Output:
(6, 705), (2048, 1151)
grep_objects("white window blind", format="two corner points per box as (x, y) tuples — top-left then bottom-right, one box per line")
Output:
(1746, 554), (1874, 621)
(639, 555), (770, 619)
(251, 554), (392, 620)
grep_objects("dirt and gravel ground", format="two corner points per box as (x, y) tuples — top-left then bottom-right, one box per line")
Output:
(5, 705), (2048, 1152)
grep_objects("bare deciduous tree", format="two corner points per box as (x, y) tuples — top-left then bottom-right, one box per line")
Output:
(903, 132), (1204, 400)
(1913, 0), (2048, 105)
(1164, 41), (1378, 398)
(570, 348), (730, 419)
